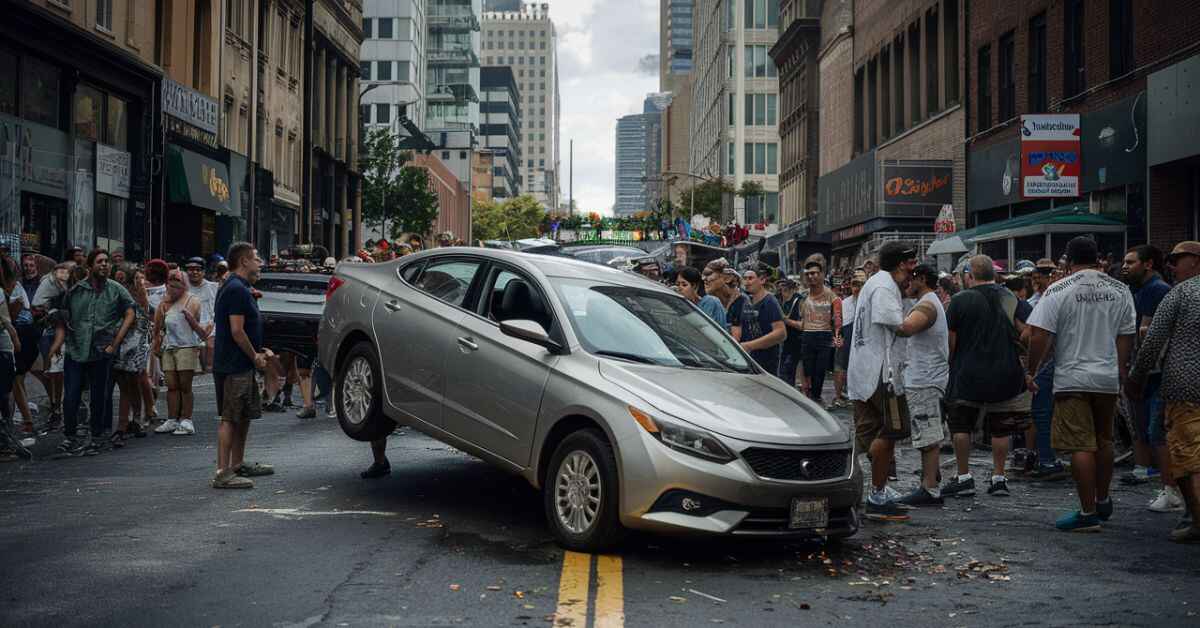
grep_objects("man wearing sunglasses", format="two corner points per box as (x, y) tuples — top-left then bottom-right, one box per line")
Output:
(1128, 241), (1200, 543)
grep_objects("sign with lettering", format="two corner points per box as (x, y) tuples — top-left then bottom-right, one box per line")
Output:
(879, 161), (953, 221)
(1021, 114), (1081, 198)
(95, 143), (130, 198)
(162, 78), (219, 135)
(817, 150), (876, 234)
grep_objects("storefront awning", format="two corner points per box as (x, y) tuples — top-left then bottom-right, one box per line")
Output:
(926, 235), (969, 256)
(944, 205), (1125, 251)
(166, 145), (240, 215)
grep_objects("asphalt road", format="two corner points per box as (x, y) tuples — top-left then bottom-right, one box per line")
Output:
(2, 375), (1198, 627)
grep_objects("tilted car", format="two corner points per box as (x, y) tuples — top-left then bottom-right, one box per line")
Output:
(318, 249), (861, 551)
(257, 272), (329, 366)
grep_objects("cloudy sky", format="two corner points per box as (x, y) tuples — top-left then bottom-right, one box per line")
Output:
(551, 0), (660, 215)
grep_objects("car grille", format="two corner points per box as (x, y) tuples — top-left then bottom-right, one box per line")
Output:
(740, 448), (850, 481)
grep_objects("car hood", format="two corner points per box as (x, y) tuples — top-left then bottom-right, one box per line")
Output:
(597, 361), (849, 446)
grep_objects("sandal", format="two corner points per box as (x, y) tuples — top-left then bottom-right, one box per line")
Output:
(110, 431), (126, 448)
(127, 420), (147, 438)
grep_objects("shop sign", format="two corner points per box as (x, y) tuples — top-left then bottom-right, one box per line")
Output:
(934, 204), (957, 234)
(832, 223), (867, 243)
(880, 161), (953, 219)
(201, 163), (230, 204)
(817, 150), (876, 234)
(0, 113), (71, 200)
(1021, 114), (1081, 198)
(162, 78), (219, 135)
(95, 143), (130, 199)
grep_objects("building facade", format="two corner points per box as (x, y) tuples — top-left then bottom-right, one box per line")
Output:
(816, 0), (966, 272)
(361, 0), (427, 134)
(661, 0), (695, 93)
(1, 0), (161, 261)
(966, 0), (1200, 261)
(307, 0), (364, 259)
(769, 0), (819, 231)
(614, 110), (661, 217)
(690, 0), (782, 226)
(479, 65), (521, 199)
(414, 151), (470, 242)
(481, 2), (560, 209)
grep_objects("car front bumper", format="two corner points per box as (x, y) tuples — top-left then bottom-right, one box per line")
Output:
(616, 429), (863, 538)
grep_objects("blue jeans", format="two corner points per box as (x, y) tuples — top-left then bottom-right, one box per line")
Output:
(1032, 360), (1056, 464)
(1134, 374), (1167, 446)
(778, 352), (800, 388)
(801, 331), (834, 401)
(64, 356), (115, 439)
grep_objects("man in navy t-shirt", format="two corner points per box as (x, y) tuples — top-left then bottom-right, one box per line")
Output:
(211, 242), (272, 489)
(1120, 245), (1174, 496)
(730, 265), (786, 374)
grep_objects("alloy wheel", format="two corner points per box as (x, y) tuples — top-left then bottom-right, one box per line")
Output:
(342, 356), (373, 426)
(555, 450), (602, 534)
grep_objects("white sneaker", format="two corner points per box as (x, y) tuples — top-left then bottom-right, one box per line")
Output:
(1149, 486), (1184, 513)
(155, 419), (179, 434)
(883, 484), (902, 502)
(173, 419), (195, 435)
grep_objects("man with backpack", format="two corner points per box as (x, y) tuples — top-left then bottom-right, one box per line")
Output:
(941, 255), (1032, 499)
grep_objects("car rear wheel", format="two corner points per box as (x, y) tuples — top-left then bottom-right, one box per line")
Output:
(543, 429), (627, 552)
(335, 342), (394, 442)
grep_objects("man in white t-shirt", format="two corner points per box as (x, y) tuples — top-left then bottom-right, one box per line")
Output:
(848, 241), (917, 521)
(895, 264), (949, 507)
(185, 257), (218, 372)
(1027, 236), (1136, 533)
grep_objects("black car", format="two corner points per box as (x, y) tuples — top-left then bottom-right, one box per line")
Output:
(256, 272), (328, 364)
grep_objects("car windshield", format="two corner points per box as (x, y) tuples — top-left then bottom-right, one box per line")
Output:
(553, 279), (753, 373)
(570, 248), (647, 266)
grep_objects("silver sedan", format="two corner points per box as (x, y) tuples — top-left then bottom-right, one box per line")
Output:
(318, 248), (861, 551)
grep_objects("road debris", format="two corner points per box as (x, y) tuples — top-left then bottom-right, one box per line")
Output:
(687, 589), (726, 604)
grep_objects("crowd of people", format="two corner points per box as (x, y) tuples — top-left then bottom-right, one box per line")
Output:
(669, 235), (1200, 543)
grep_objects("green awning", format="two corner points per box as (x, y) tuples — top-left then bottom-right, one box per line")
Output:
(166, 145), (240, 215)
(953, 205), (1126, 247)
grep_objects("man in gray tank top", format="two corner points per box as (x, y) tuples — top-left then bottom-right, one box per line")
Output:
(896, 265), (950, 507)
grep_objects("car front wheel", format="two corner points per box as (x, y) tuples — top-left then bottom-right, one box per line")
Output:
(335, 342), (394, 442)
(543, 429), (627, 552)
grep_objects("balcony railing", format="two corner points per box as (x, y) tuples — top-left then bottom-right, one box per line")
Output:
(428, 6), (480, 32)
(427, 82), (479, 103)
(427, 45), (480, 67)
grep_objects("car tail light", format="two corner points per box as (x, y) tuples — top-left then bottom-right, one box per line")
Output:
(325, 276), (345, 299)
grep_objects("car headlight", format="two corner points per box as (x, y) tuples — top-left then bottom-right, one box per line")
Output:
(628, 406), (735, 463)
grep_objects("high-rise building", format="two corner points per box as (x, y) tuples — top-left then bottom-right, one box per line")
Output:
(361, 0), (427, 133)
(425, 0), (483, 187)
(658, 2), (694, 208)
(769, 0), (819, 229)
(480, 66), (522, 199)
(660, 0), (695, 94)
(481, 2), (561, 210)
(690, 0), (782, 225)
(614, 95), (668, 217)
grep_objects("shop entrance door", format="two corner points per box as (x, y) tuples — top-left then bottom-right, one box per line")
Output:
(21, 193), (67, 259)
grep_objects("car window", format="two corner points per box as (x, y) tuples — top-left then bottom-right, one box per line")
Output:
(400, 261), (423, 283)
(485, 268), (553, 331)
(414, 260), (480, 308)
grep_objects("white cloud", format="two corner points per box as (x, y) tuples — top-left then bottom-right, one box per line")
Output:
(550, 0), (661, 215)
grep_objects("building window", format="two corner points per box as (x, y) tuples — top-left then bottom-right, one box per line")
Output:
(96, 0), (113, 31)
(977, 45), (991, 131)
(853, 68), (864, 154)
(925, 7), (939, 116)
(375, 103), (390, 124)
(1028, 13), (1047, 112)
(867, 58), (877, 148)
(1064, 0), (1086, 96)
(362, 17), (373, 38)
(378, 17), (393, 39)
(880, 48), (891, 139)
(893, 35), (905, 134)
(360, 104), (370, 124)
(74, 84), (104, 142)
(908, 21), (920, 126)
(1109, 0), (1133, 78)
(998, 31), (1015, 121)
(21, 56), (61, 128)
(360, 61), (370, 80)
(944, 0), (959, 104)
(107, 94), (127, 149)
(377, 61), (392, 81)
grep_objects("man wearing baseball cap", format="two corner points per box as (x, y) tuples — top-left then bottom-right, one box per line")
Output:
(1027, 236), (1136, 532)
(185, 257), (218, 372)
(1129, 241), (1200, 542)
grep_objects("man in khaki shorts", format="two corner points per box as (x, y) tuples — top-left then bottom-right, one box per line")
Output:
(1129, 241), (1200, 543)
(211, 242), (273, 489)
(1028, 236), (1135, 532)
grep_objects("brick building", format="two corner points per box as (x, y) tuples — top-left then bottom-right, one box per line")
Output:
(414, 153), (471, 243)
(963, 0), (1200, 263)
(816, 0), (966, 272)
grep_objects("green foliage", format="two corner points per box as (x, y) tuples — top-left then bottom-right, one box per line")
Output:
(359, 127), (440, 240)
(678, 178), (734, 222)
(472, 195), (546, 242)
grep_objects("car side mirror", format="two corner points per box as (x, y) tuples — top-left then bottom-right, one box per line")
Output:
(500, 319), (563, 354)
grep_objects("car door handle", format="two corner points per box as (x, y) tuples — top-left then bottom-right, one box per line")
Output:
(457, 336), (479, 352)
(383, 300), (402, 312)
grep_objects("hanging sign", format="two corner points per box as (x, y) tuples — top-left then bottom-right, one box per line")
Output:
(1021, 114), (1081, 198)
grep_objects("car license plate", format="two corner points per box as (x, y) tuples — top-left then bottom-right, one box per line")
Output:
(789, 497), (829, 529)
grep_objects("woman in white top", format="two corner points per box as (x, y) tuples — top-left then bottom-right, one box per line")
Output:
(152, 270), (207, 436)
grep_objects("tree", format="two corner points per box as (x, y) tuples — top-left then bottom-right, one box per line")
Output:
(678, 178), (734, 222)
(472, 194), (546, 242)
(737, 180), (766, 224)
(359, 127), (440, 240)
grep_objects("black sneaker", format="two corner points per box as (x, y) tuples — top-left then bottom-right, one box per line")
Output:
(360, 461), (391, 479)
(1030, 461), (1069, 482)
(896, 486), (944, 507)
(83, 441), (104, 456)
(987, 478), (1011, 497)
(865, 499), (911, 521)
(941, 476), (977, 498)
(55, 438), (86, 457)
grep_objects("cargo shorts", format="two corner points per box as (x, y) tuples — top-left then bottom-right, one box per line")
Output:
(1166, 402), (1200, 478)
(216, 371), (262, 424)
(1051, 392), (1118, 453)
(906, 387), (946, 450)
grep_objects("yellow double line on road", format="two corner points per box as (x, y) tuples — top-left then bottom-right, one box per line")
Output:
(555, 551), (624, 627)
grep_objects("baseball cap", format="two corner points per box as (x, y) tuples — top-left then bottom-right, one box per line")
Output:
(1014, 259), (1036, 275)
(878, 241), (917, 271)
(1168, 241), (1200, 262)
(185, 256), (205, 268)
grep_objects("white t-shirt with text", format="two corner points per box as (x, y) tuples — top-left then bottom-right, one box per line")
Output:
(1026, 269), (1136, 394)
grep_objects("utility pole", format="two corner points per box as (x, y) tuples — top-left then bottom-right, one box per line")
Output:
(569, 139), (573, 215)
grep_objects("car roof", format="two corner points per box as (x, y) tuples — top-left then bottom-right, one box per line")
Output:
(405, 247), (671, 290)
